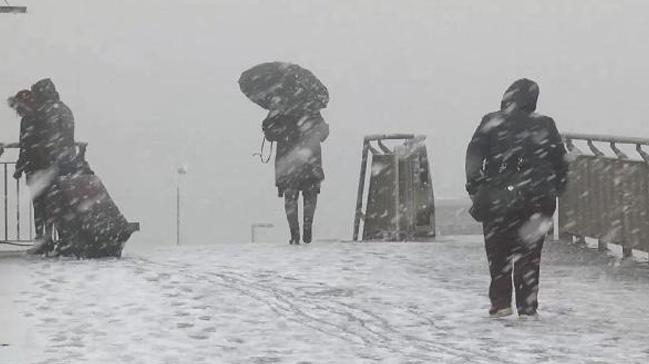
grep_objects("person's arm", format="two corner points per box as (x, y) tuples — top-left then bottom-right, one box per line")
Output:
(14, 118), (29, 178)
(316, 119), (329, 142)
(57, 108), (75, 147)
(262, 119), (287, 142)
(465, 116), (489, 195)
(299, 114), (328, 142)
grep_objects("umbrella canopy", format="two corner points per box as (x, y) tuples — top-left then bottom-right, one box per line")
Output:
(239, 62), (329, 113)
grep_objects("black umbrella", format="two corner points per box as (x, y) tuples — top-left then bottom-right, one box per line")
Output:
(239, 62), (329, 113)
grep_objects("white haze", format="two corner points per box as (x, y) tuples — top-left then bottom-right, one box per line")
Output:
(1, 0), (648, 246)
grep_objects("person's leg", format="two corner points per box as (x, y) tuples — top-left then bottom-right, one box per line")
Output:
(26, 194), (49, 256)
(31, 192), (47, 240)
(302, 191), (318, 243)
(514, 213), (550, 315)
(27, 181), (56, 255)
(514, 235), (544, 315)
(483, 220), (514, 313)
(25, 174), (44, 239)
(44, 180), (69, 255)
(284, 189), (300, 244)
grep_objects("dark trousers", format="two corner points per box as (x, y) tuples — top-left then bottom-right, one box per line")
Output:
(284, 189), (318, 242)
(32, 192), (47, 239)
(483, 215), (546, 314)
(26, 173), (51, 240)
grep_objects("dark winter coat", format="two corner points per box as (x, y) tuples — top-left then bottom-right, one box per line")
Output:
(15, 113), (51, 175)
(262, 111), (329, 194)
(465, 78), (568, 217)
(30, 79), (76, 172)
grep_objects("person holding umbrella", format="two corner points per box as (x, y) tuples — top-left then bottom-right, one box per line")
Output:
(240, 62), (330, 244)
(263, 109), (329, 244)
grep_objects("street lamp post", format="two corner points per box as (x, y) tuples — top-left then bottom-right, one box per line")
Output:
(176, 166), (188, 246)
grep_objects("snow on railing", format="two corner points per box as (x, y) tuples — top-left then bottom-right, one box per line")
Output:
(559, 133), (649, 258)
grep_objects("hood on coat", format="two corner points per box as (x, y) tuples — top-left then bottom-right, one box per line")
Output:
(31, 78), (60, 104)
(500, 78), (539, 113)
(8, 89), (36, 117)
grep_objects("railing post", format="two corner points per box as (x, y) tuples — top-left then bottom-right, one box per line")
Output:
(16, 176), (20, 240)
(176, 184), (180, 246)
(558, 138), (575, 243)
(597, 239), (608, 252)
(557, 196), (572, 242)
(353, 139), (370, 241)
(28, 195), (33, 240)
(622, 247), (633, 259)
(4, 164), (8, 241)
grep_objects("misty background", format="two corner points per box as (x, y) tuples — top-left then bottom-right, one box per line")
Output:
(1, 0), (647, 246)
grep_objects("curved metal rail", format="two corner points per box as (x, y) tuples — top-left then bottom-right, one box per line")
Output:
(562, 133), (649, 163)
(559, 133), (649, 257)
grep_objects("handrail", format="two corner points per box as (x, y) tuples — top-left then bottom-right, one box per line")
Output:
(0, 141), (88, 149)
(558, 132), (649, 257)
(0, 142), (89, 161)
(0, 6), (27, 14)
(363, 134), (415, 142)
(562, 133), (649, 147)
(562, 133), (649, 163)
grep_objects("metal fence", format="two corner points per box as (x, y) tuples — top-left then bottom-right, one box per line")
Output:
(558, 133), (649, 257)
(0, 142), (87, 248)
(353, 134), (436, 241)
(0, 143), (35, 247)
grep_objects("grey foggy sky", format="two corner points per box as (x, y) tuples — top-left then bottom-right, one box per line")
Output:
(1, 0), (648, 245)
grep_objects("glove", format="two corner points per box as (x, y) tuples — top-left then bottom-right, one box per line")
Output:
(13, 170), (22, 180)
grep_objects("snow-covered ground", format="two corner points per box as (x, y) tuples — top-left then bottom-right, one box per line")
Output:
(2, 237), (649, 363)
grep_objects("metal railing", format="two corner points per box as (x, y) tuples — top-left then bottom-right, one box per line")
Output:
(0, 142), (88, 247)
(353, 134), (436, 241)
(558, 133), (649, 257)
(0, 6), (27, 14)
(0, 144), (34, 246)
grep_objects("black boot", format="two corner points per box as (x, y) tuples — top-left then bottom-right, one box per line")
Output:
(303, 192), (317, 245)
(303, 225), (312, 244)
(289, 226), (300, 245)
(284, 191), (300, 245)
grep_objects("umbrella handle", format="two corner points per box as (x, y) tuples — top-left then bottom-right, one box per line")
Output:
(252, 136), (274, 164)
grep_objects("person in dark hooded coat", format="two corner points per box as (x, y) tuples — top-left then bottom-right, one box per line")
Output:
(263, 110), (329, 244)
(27, 79), (77, 253)
(465, 78), (568, 318)
(30, 78), (76, 174)
(10, 90), (48, 176)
